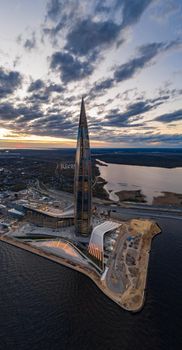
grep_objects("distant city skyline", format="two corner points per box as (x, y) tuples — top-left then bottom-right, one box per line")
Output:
(0, 0), (182, 148)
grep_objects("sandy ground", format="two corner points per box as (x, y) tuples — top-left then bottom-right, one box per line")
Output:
(119, 219), (161, 311)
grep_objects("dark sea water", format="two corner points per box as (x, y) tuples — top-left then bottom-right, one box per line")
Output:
(0, 218), (182, 350)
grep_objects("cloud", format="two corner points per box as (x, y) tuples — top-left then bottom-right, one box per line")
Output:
(44, 0), (82, 41)
(101, 98), (167, 128)
(26, 92), (50, 103)
(45, 0), (79, 24)
(121, 0), (154, 28)
(155, 109), (182, 123)
(0, 101), (44, 125)
(24, 31), (36, 51)
(28, 79), (45, 92)
(13, 56), (21, 68)
(43, 0), (156, 84)
(128, 133), (182, 145)
(90, 127), (182, 145)
(27, 80), (65, 104)
(50, 51), (93, 83)
(46, 0), (62, 21)
(65, 19), (121, 57)
(0, 67), (22, 98)
(1, 96), (181, 146)
(46, 83), (64, 93)
(89, 78), (114, 98)
(0, 102), (19, 121)
(95, 1), (111, 15)
(44, 0), (154, 63)
(29, 115), (77, 138)
(114, 40), (181, 82)
(158, 87), (182, 99)
(151, 0), (181, 22)
(0, 97), (78, 139)
(89, 40), (182, 97)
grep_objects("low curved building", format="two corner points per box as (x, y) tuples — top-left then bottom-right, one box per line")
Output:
(88, 221), (121, 269)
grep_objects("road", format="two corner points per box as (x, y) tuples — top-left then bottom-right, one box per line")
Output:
(30, 183), (182, 221)
(97, 204), (182, 221)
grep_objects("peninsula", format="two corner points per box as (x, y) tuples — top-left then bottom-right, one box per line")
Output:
(1, 217), (160, 312)
(0, 99), (161, 312)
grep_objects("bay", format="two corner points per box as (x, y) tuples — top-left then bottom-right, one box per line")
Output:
(97, 162), (182, 203)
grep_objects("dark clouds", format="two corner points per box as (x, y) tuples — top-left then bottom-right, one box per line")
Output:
(0, 102), (19, 120)
(46, 0), (62, 21)
(45, 0), (155, 81)
(0, 99), (77, 139)
(114, 44), (160, 82)
(27, 79), (64, 104)
(24, 31), (36, 51)
(105, 133), (182, 145)
(101, 97), (166, 128)
(0, 67), (22, 98)
(65, 19), (121, 57)
(155, 109), (182, 123)
(1, 94), (181, 145)
(121, 0), (153, 28)
(46, 2), (181, 87)
(46, 0), (79, 25)
(46, 83), (64, 93)
(0, 102), (43, 123)
(1, 0), (181, 147)
(50, 51), (93, 83)
(115, 40), (181, 82)
(28, 79), (45, 92)
(45, 0), (154, 42)
(53, 35), (178, 88)
(89, 78), (114, 98)
(89, 40), (181, 97)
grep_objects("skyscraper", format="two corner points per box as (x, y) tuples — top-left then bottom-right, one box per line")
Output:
(74, 98), (92, 237)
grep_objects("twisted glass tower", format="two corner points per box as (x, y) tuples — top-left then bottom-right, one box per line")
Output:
(74, 98), (92, 237)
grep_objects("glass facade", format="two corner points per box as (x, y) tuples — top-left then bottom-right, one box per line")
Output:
(74, 98), (92, 237)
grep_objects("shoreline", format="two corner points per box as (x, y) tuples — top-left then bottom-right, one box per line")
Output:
(0, 235), (127, 310)
(93, 152), (182, 168)
(0, 220), (161, 312)
(95, 163), (182, 207)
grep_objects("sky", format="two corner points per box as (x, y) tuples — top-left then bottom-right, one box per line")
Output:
(0, 0), (182, 149)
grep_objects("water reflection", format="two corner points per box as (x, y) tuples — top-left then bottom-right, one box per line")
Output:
(97, 163), (182, 204)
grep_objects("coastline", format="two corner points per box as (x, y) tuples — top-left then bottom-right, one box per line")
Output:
(0, 220), (161, 312)
(95, 163), (182, 207)
(93, 151), (182, 168)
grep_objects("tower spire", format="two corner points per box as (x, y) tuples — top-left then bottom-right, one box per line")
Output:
(79, 97), (87, 127)
(74, 98), (92, 237)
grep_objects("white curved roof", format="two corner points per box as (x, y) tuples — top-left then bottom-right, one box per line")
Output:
(89, 221), (121, 257)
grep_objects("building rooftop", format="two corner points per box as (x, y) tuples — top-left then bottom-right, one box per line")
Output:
(23, 204), (74, 218)
(88, 220), (121, 257)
